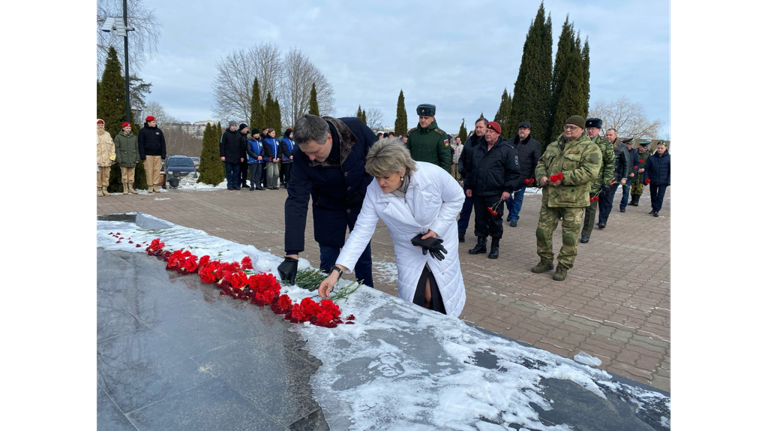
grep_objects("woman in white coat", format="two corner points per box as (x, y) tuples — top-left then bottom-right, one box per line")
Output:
(318, 138), (466, 317)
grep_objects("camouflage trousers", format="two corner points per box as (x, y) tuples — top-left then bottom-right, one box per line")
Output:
(630, 180), (645, 196)
(536, 204), (585, 269)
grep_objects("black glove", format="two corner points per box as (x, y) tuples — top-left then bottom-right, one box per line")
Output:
(277, 257), (298, 284)
(601, 184), (611, 194)
(411, 234), (448, 261)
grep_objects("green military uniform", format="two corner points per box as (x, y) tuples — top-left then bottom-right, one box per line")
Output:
(580, 135), (614, 241)
(630, 142), (651, 204)
(406, 119), (452, 173)
(534, 131), (602, 271)
(113, 130), (140, 194)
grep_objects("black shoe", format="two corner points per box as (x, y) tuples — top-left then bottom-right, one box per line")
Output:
(509, 220), (517, 227)
(256, 187), (265, 190)
(653, 211), (659, 217)
(648, 210), (654, 214)
(468, 237), (487, 254)
(458, 232), (465, 243)
(234, 187), (241, 190)
(227, 187), (234, 190)
(579, 236), (589, 243)
(249, 186), (255, 191)
(597, 223), (606, 229)
(488, 238), (500, 259)
(620, 207), (626, 212)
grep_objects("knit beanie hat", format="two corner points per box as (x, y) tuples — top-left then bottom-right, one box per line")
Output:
(565, 115), (586, 129)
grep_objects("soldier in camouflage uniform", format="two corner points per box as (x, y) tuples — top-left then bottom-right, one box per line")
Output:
(406, 104), (452, 173)
(532, 115), (602, 281)
(579, 118), (614, 243)
(629, 141), (651, 206)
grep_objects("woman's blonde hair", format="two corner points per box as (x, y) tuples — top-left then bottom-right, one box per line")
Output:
(365, 138), (418, 178)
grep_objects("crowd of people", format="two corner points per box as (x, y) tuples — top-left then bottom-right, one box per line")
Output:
(97, 106), (670, 316)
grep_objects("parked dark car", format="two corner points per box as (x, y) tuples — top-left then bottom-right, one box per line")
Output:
(190, 157), (200, 168)
(163, 155), (197, 189)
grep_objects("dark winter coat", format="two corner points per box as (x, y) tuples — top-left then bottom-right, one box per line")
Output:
(284, 117), (377, 254)
(510, 134), (541, 185)
(263, 138), (281, 163)
(611, 139), (630, 182)
(643, 151), (671, 185)
(280, 137), (295, 163)
(219, 128), (246, 164)
(114, 131), (139, 168)
(138, 123), (166, 159)
(627, 147), (639, 179)
(246, 136), (264, 164)
(458, 132), (483, 180)
(464, 136), (520, 197)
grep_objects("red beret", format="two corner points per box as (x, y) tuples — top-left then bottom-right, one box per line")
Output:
(487, 121), (502, 134)
(97, 119), (104, 124)
(145, 116), (156, 121)
(121, 122), (131, 128)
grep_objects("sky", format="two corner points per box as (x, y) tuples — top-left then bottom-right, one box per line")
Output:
(130, 0), (671, 138)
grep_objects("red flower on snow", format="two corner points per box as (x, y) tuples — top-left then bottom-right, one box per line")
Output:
(228, 271), (248, 290)
(320, 299), (341, 319)
(199, 265), (217, 284)
(316, 310), (334, 326)
(300, 297), (321, 317)
(184, 257), (198, 273)
(241, 256), (253, 270)
(199, 255), (211, 268)
(278, 294), (293, 311)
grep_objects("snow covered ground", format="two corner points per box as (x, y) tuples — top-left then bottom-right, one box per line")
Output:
(97, 213), (670, 430)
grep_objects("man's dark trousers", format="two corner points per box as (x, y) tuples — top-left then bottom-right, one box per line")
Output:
(473, 194), (504, 238)
(504, 186), (526, 222)
(581, 192), (599, 238)
(598, 183), (620, 225)
(649, 183), (669, 213)
(457, 190), (474, 234)
(225, 162), (240, 189)
(620, 184), (630, 209)
(239, 162), (249, 187)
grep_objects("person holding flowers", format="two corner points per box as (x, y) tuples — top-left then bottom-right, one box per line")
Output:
(318, 138), (466, 317)
(532, 115), (602, 281)
(463, 121), (520, 259)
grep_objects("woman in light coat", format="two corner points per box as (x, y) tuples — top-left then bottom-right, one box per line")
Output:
(319, 138), (466, 317)
(97, 119), (115, 197)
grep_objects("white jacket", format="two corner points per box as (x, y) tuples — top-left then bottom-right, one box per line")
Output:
(337, 162), (467, 317)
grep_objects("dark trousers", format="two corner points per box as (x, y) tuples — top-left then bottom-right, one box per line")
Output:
(239, 162), (249, 187)
(282, 162), (292, 186)
(649, 183), (668, 212)
(248, 163), (263, 188)
(473, 194), (504, 239)
(224, 162), (240, 189)
(620, 183), (630, 209)
(260, 164), (267, 187)
(279, 162), (286, 185)
(504, 186), (526, 221)
(457, 191), (474, 233)
(598, 183), (620, 224)
(581, 192), (599, 238)
(319, 243), (373, 288)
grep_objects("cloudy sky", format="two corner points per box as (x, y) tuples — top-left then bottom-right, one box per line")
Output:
(132, 0), (670, 138)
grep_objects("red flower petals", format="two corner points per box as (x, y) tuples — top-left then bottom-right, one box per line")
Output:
(645, 179), (651, 184)
(633, 165), (637, 169)
(549, 172), (563, 183)
(241, 256), (253, 270)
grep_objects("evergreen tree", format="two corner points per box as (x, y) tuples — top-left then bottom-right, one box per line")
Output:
(493, 88), (513, 138)
(549, 16), (588, 143)
(362, 109), (367, 126)
(97, 46), (126, 138)
(510, 2), (553, 149)
(458, 120), (468, 143)
(582, 38), (591, 116)
(357, 105), (363, 121)
(394, 90), (408, 136)
(264, 92), (275, 132)
(198, 123), (226, 185)
(250, 76), (264, 130)
(274, 99), (283, 135)
(309, 83), (320, 116)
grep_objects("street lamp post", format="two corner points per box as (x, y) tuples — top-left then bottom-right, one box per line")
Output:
(101, 0), (134, 124)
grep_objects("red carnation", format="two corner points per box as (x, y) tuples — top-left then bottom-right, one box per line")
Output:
(184, 257), (198, 273)
(640, 159), (644, 163)
(278, 294), (293, 311)
(199, 255), (210, 268)
(645, 179), (651, 184)
(229, 271), (248, 290)
(200, 266), (216, 283)
(320, 299), (341, 319)
(136, 244), (141, 248)
(633, 166), (637, 169)
(241, 256), (253, 270)
(300, 297), (320, 316)
(290, 303), (309, 322)
(316, 310), (334, 326)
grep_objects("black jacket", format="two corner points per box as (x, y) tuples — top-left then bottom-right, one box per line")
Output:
(138, 123), (166, 159)
(510, 134), (541, 184)
(458, 132), (483, 180)
(644, 151), (671, 185)
(465, 137), (520, 196)
(219, 129), (246, 163)
(627, 147), (639, 179)
(611, 140), (630, 182)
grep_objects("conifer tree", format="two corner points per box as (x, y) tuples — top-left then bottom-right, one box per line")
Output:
(582, 38), (591, 116)
(357, 105), (363, 121)
(493, 88), (513, 138)
(250, 76), (264, 130)
(198, 123), (226, 185)
(274, 99), (283, 135)
(264, 92), (275, 132)
(458, 120), (468, 143)
(309, 83), (320, 116)
(362, 109), (367, 126)
(394, 90), (408, 136)
(549, 16), (587, 143)
(97, 46), (126, 138)
(510, 2), (553, 148)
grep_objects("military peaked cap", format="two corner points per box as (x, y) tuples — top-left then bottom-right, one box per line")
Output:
(621, 138), (634, 144)
(416, 104), (436, 117)
(585, 118), (602, 129)
(638, 141), (651, 146)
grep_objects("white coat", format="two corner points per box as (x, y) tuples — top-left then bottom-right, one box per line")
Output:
(336, 162), (467, 317)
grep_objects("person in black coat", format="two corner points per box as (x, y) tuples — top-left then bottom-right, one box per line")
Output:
(138, 116), (166, 193)
(456, 118), (488, 242)
(643, 141), (671, 217)
(238, 123), (250, 188)
(277, 114), (377, 287)
(504, 122), (541, 227)
(279, 128), (295, 188)
(620, 138), (639, 212)
(219, 121), (246, 190)
(464, 121), (520, 259)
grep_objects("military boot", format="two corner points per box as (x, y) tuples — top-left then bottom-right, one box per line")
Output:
(630, 195), (640, 206)
(97, 187), (104, 197)
(531, 259), (554, 273)
(553, 265), (568, 281)
(102, 186), (110, 196)
(122, 183), (128, 195)
(129, 184), (138, 194)
(468, 237), (487, 254)
(488, 237), (500, 259)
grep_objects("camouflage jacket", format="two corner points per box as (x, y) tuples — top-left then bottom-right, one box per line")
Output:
(406, 120), (452, 173)
(535, 132), (602, 208)
(590, 135), (615, 192)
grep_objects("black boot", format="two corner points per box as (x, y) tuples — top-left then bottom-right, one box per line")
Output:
(631, 195), (640, 206)
(468, 237), (487, 254)
(458, 231), (465, 243)
(488, 237), (500, 259)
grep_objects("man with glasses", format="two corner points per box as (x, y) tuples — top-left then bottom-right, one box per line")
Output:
(579, 118), (614, 243)
(406, 104), (452, 173)
(532, 116), (601, 281)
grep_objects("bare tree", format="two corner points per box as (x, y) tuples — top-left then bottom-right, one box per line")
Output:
(211, 43), (283, 124)
(142, 100), (177, 124)
(365, 107), (384, 130)
(589, 96), (663, 139)
(97, 0), (162, 76)
(280, 48), (336, 126)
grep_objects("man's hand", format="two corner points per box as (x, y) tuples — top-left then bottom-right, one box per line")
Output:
(629, 173), (635, 177)
(277, 257), (299, 284)
(221, 156), (225, 161)
(258, 156), (262, 161)
(638, 168), (644, 173)
(466, 189), (472, 197)
(620, 179), (627, 186)
(290, 155), (293, 160)
(551, 180), (562, 187)
(501, 191), (510, 201)
(539, 176), (549, 186)
(241, 158), (244, 162)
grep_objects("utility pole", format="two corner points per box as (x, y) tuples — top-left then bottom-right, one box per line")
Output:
(123, 0), (131, 123)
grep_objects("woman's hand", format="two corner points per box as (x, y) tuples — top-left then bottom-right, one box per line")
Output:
(318, 274), (339, 300)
